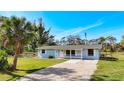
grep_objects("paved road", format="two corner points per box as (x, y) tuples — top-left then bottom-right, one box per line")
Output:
(19, 59), (98, 81)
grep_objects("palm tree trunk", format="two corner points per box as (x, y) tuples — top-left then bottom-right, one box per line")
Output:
(3, 39), (8, 48)
(12, 53), (18, 70)
(12, 41), (21, 70)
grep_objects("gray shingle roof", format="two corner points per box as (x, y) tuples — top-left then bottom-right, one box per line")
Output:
(37, 45), (102, 50)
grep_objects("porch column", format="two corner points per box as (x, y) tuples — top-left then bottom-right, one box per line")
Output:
(63, 50), (64, 58)
(81, 49), (83, 59)
(70, 50), (71, 59)
(61, 50), (64, 58)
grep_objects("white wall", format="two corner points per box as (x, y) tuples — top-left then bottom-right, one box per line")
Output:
(82, 49), (99, 60)
(38, 49), (100, 60)
(38, 49), (59, 58)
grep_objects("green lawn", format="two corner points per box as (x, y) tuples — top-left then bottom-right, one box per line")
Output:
(91, 52), (124, 81)
(0, 57), (66, 81)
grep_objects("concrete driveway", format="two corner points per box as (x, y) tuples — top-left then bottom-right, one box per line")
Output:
(19, 59), (98, 81)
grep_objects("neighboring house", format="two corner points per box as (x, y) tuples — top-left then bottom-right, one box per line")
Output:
(37, 45), (102, 60)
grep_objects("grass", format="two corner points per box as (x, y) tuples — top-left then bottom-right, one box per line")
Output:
(91, 52), (124, 81)
(0, 57), (66, 81)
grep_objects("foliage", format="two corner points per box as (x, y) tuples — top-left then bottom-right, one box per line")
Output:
(0, 16), (56, 70)
(98, 37), (106, 44)
(48, 55), (55, 59)
(89, 39), (98, 45)
(100, 54), (105, 58)
(0, 16), (36, 70)
(56, 35), (118, 54)
(45, 35), (56, 46)
(0, 50), (10, 71)
(120, 36), (124, 51)
(66, 35), (82, 45)
(121, 40), (124, 44)
(59, 37), (66, 45)
(36, 19), (55, 46)
(97, 36), (117, 54)
(106, 36), (116, 44)
(5, 48), (14, 56)
(57, 35), (82, 45)
(122, 35), (124, 40)
(27, 19), (56, 51)
(29, 39), (37, 52)
(1, 16), (35, 47)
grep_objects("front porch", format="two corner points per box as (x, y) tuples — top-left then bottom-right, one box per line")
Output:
(64, 55), (82, 59)
(59, 50), (83, 59)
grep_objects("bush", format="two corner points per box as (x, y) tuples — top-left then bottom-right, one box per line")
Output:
(5, 49), (14, 56)
(48, 55), (54, 59)
(0, 50), (11, 71)
(100, 54), (105, 58)
(0, 47), (14, 56)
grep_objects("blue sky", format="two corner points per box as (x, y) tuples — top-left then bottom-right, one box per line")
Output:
(0, 11), (124, 42)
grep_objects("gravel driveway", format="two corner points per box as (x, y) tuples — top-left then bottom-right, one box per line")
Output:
(19, 59), (98, 81)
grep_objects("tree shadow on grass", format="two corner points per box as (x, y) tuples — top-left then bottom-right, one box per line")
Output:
(90, 75), (121, 81)
(5, 72), (22, 81)
(100, 57), (118, 61)
(0, 71), (22, 81)
(90, 75), (109, 81)
(17, 67), (46, 73)
(0, 67), (47, 81)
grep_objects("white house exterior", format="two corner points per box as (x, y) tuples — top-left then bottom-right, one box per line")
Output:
(37, 45), (102, 60)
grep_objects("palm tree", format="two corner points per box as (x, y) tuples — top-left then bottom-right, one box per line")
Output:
(1, 16), (35, 70)
(122, 35), (124, 40)
(106, 36), (117, 56)
(121, 35), (124, 51)
(106, 36), (116, 45)
(98, 37), (106, 50)
(0, 16), (9, 48)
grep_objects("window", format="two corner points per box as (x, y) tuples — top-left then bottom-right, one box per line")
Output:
(71, 50), (75, 56)
(42, 49), (45, 54)
(66, 50), (70, 55)
(88, 49), (94, 56)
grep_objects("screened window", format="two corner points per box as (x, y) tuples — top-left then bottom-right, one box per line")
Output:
(66, 50), (70, 55)
(42, 49), (45, 54)
(71, 50), (75, 56)
(88, 49), (94, 56)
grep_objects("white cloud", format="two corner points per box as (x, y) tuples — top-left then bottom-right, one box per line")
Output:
(55, 19), (103, 39)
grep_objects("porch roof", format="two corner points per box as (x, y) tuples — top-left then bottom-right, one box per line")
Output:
(37, 45), (102, 50)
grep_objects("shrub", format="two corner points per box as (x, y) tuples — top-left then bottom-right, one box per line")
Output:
(0, 47), (14, 56)
(100, 54), (105, 58)
(48, 55), (54, 59)
(0, 50), (10, 71)
(5, 49), (14, 56)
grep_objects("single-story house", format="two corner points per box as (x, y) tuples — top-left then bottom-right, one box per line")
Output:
(37, 45), (102, 60)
